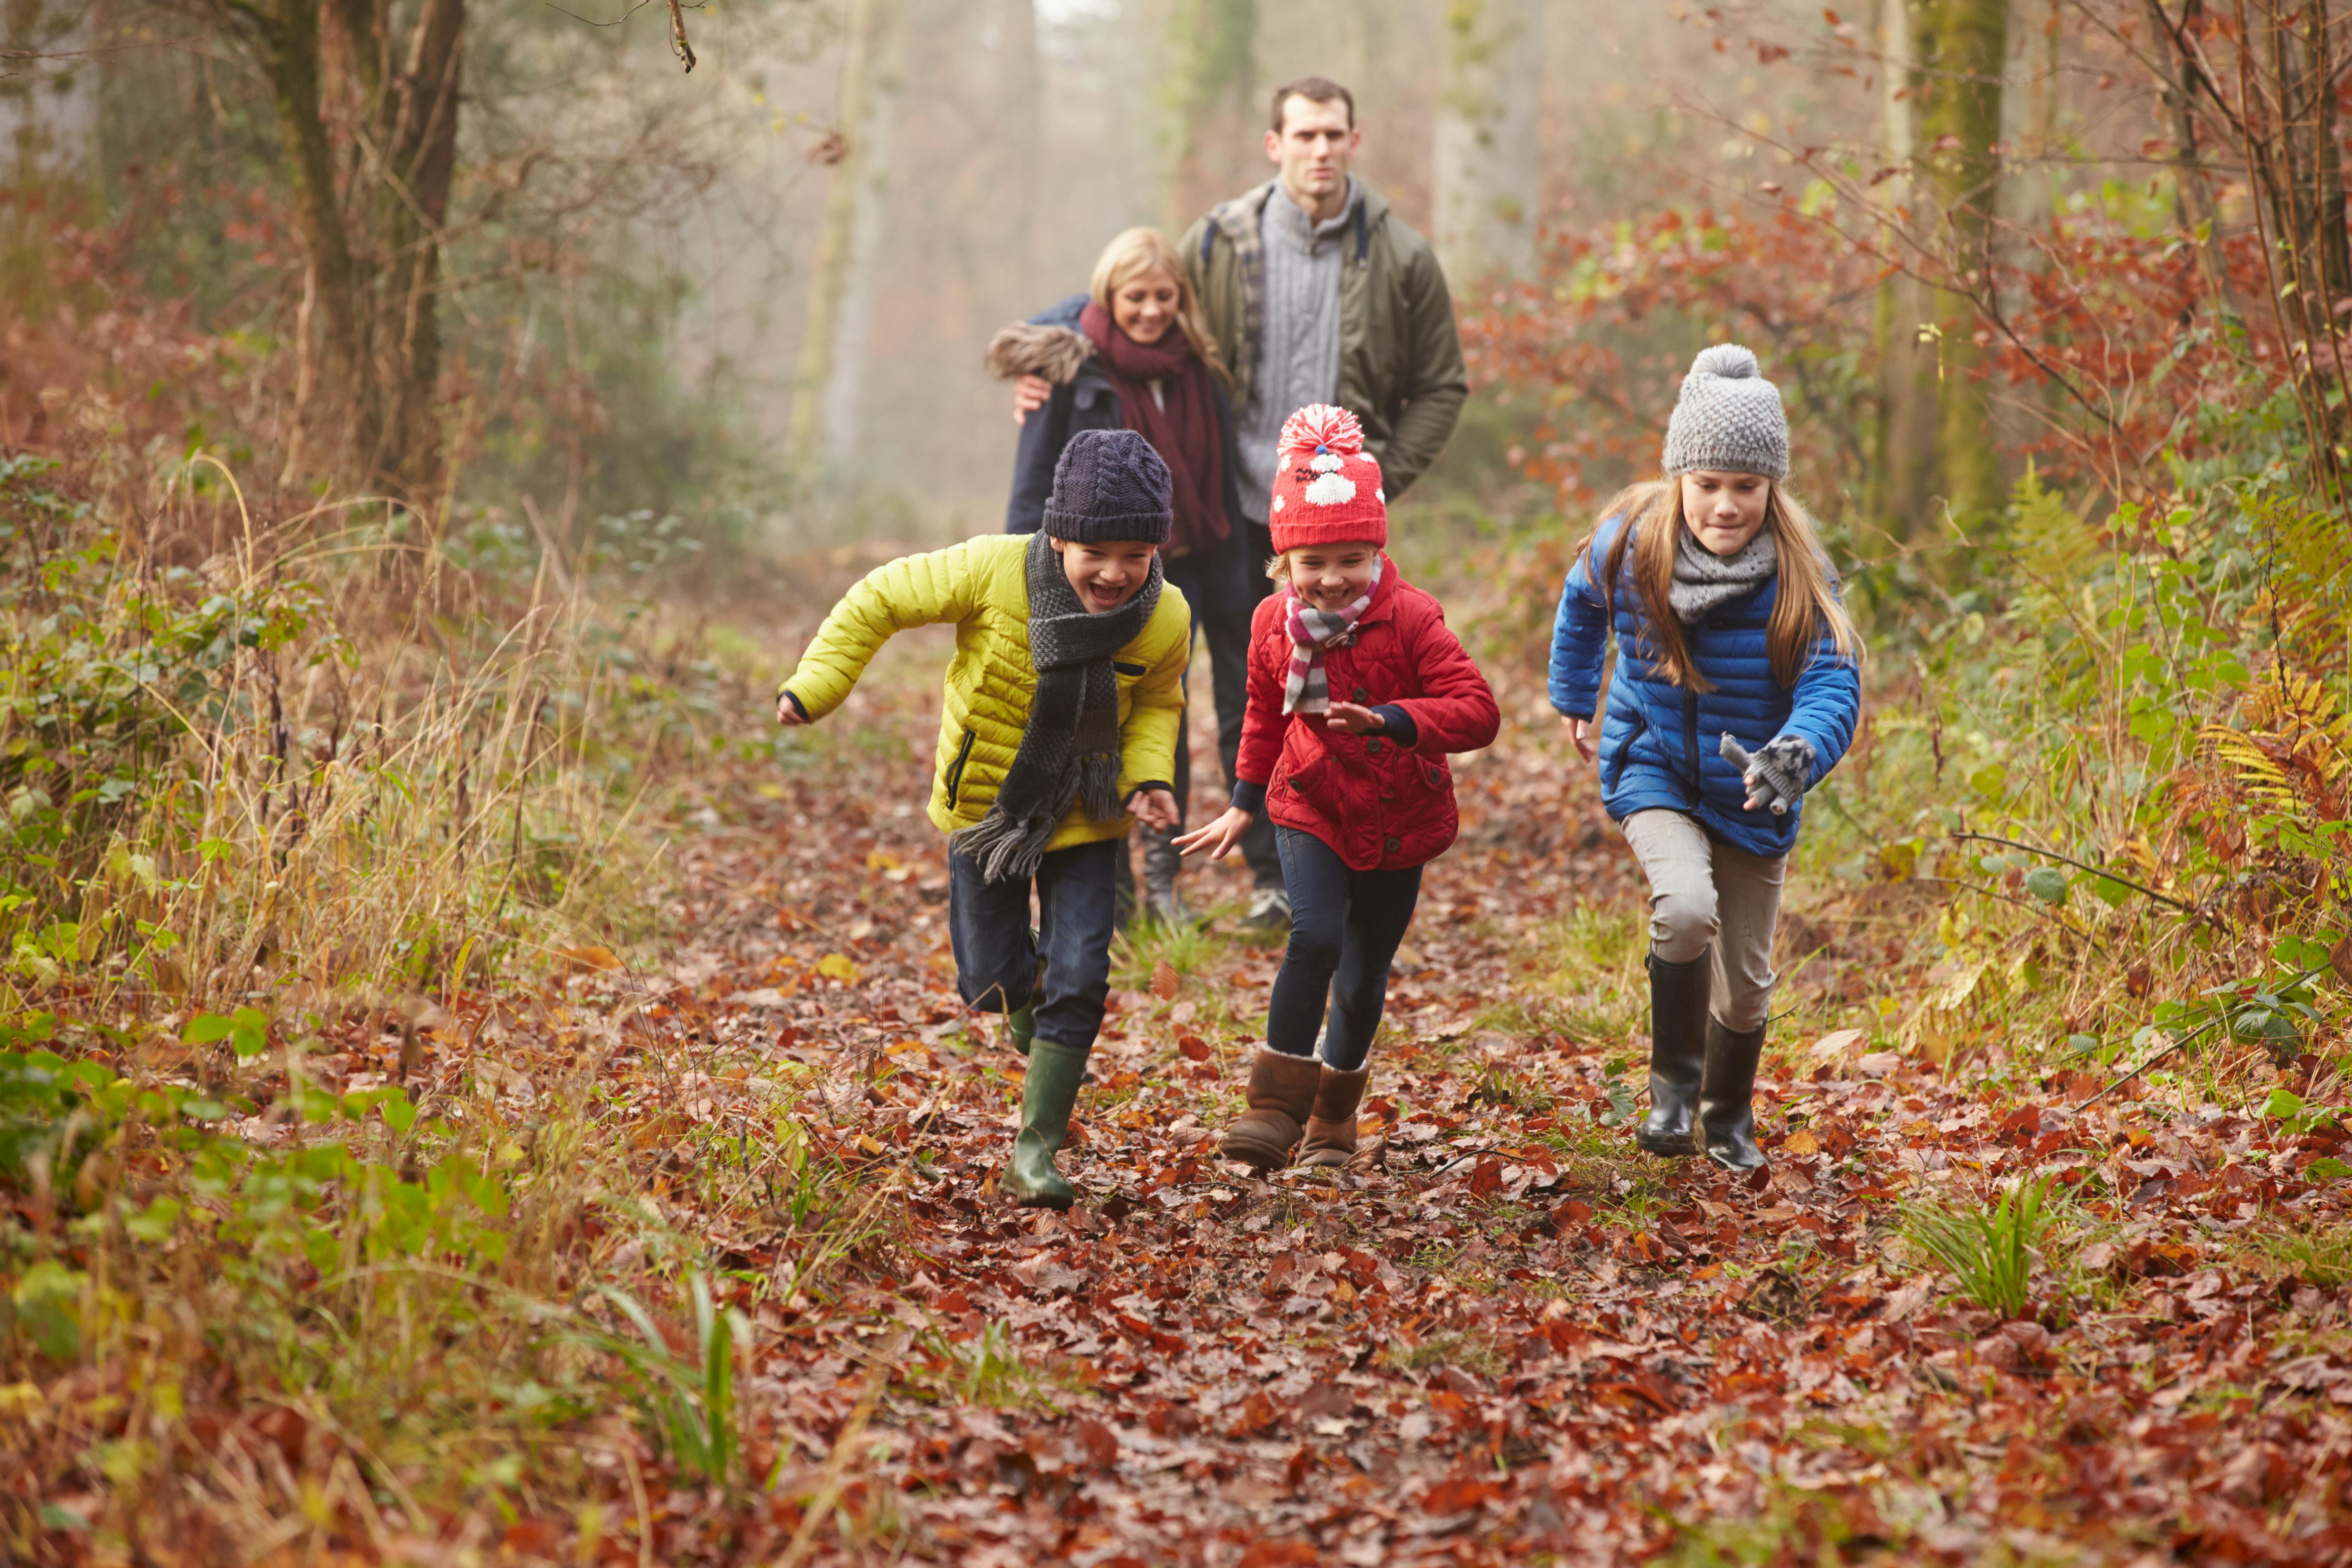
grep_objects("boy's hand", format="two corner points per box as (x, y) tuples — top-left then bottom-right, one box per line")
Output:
(1013, 374), (1052, 425)
(1127, 788), (1180, 831)
(1325, 701), (1384, 735)
(1174, 806), (1253, 860)
(1564, 715), (1595, 763)
(775, 691), (807, 726)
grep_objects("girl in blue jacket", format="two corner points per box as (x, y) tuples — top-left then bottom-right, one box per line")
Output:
(1548, 345), (1862, 1169)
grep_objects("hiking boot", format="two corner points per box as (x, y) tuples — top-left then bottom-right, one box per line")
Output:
(1637, 950), (1709, 1158)
(1295, 1063), (1372, 1169)
(1237, 887), (1291, 938)
(1699, 1018), (1768, 1171)
(1220, 1049), (1323, 1171)
(1004, 1039), (1089, 1209)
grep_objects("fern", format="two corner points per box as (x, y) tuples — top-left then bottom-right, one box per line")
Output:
(2201, 665), (2349, 823)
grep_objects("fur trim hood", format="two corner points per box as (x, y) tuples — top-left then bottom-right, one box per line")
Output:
(985, 319), (1094, 385)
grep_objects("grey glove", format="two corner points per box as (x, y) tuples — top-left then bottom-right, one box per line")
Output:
(1719, 732), (1817, 815)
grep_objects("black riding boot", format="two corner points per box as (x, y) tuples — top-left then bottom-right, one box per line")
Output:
(1699, 1018), (1768, 1170)
(1637, 950), (1710, 1157)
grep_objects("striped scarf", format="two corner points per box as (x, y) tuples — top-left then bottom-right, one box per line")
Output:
(1280, 564), (1381, 715)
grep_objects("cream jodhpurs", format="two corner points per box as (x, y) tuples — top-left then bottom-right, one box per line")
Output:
(1620, 808), (1786, 1032)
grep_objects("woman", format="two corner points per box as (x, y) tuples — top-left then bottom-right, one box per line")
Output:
(989, 227), (1261, 931)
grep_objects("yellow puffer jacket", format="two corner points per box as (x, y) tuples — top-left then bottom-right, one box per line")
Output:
(780, 534), (1192, 850)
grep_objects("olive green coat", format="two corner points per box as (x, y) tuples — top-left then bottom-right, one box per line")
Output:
(1178, 179), (1468, 498)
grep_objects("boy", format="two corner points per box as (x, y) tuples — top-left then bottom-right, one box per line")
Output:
(775, 429), (1191, 1208)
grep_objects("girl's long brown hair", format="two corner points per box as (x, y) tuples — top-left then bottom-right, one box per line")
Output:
(1583, 478), (1860, 691)
(1089, 227), (1230, 387)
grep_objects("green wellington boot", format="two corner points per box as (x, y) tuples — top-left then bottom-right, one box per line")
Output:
(1004, 927), (1043, 1056)
(1004, 1038), (1090, 1210)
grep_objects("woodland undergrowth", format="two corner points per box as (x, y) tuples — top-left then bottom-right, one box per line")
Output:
(1, 383), (2350, 1561)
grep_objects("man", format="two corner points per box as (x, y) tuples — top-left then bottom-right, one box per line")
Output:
(1017, 76), (1467, 934)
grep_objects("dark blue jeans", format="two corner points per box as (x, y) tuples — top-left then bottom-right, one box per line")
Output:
(949, 838), (1119, 1052)
(1265, 826), (1424, 1070)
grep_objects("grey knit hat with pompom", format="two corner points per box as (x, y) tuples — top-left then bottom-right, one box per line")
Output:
(1661, 343), (1789, 480)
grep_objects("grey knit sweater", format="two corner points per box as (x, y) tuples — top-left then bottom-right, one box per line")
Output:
(1235, 178), (1358, 524)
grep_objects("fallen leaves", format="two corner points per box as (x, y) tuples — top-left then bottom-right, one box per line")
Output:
(26, 594), (2346, 1568)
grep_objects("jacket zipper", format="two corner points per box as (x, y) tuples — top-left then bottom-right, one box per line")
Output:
(943, 729), (978, 809)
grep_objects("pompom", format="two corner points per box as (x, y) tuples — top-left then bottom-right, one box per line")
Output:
(1304, 472), (1357, 506)
(1279, 403), (1365, 458)
(1688, 343), (1759, 382)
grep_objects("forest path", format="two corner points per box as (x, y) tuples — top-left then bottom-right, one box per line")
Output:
(613, 625), (2349, 1567)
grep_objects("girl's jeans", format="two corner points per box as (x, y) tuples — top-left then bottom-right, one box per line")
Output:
(1264, 826), (1423, 1070)
(1621, 808), (1787, 1032)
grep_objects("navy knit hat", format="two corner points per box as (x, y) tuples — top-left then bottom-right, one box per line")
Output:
(1043, 429), (1173, 544)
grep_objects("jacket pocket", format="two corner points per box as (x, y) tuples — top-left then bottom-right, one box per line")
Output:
(1604, 710), (1647, 782)
(942, 728), (978, 810)
(1113, 660), (1147, 677)
(1281, 751), (1334, 816)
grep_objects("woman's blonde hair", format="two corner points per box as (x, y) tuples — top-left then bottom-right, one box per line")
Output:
(1089, 227), (1230, 386)
(1583, 477), (1860, 691)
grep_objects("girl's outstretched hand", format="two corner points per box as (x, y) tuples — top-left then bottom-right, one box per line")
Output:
(1563, 714), (1595, 764)
(1174, 805), (1254, 860)
(1127, 788), (1181, 832)
(1325, 701), (1383, 735)
(775, 691), (807, 726)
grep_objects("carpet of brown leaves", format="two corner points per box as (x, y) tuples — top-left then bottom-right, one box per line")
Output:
(15, 608), (2348, 1568)
(525, 633), (2352, 1565)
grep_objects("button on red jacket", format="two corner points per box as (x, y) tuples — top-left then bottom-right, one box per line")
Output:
(1233, 559), (1501, 871)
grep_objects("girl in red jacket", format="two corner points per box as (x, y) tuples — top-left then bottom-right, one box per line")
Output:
(1176, 405), (1500, 1171)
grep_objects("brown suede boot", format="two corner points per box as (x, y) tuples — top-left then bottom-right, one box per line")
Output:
(1219, 1049), (1323, 1172)
(1295, 1064), (1371, 1169)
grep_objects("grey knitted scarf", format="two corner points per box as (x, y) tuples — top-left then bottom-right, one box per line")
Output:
(950, 529), (1162, 883)
(1670, 528), (1777, 624)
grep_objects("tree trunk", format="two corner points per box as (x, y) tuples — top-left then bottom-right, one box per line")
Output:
(0, 0), (99, 184)
(1873, 0), (1941, 536)
(2139, 0), (2234, 313)
(1163, 0), (1256, 229)
(374, 0), (464, 507)
(263, 0), (372, 469)
(1914, 0), (2010, 522)
(788, 0), (905, 485)
(1433, 0), (1544, 287)
(220, 0), (462, 510)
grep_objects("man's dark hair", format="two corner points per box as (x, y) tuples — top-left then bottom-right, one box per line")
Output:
(1269, 76), (1355, 134)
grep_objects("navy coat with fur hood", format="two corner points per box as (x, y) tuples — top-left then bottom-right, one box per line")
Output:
(1548, 513), (1862, 858)
(991, 294), (1256, 625)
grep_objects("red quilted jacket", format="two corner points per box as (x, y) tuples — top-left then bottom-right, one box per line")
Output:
(1235, 559), (1501, 871)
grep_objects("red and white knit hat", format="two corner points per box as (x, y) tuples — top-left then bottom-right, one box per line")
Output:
(1268, 404), (1387, 551)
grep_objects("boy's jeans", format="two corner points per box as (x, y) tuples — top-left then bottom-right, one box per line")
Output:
(948, 838), (1118, 1051)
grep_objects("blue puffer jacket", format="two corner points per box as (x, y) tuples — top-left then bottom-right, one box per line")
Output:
(1548, 515), (1861, 858)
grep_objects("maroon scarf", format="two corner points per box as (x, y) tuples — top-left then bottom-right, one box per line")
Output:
(1079, 301), (1230, 554)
